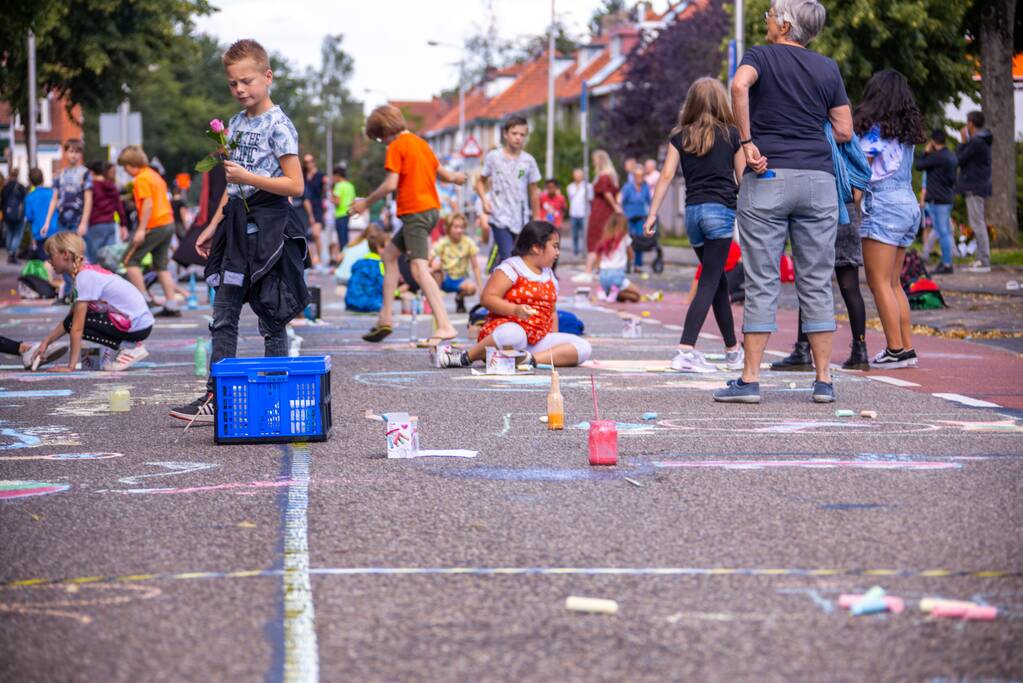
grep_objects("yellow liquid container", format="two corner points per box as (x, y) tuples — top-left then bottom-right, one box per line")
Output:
(109, 389), (131, 413)
(547, 370), (564, 430)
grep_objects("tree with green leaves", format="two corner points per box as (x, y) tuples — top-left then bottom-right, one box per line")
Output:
(0, 0), (212, 115)
(740, 0), (976, 121)
(525, 114), (585, 191)
(964, 0), (1020, 243)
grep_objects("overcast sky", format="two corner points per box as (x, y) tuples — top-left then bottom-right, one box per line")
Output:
(195, 0), (606, 109)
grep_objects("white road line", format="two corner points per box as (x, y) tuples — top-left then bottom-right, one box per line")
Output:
(283, 445), (318, 683)
(763, 350), (788, 358)
(698, 332), (720, 340)
(932, 393), (1001, 409)
(867, 375), (920, 388)
(662, 324), (683, 331)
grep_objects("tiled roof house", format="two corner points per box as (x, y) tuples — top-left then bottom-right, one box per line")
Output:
(422, 0), (709, 159)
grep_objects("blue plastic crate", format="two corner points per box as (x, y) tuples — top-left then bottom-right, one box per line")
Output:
(210, 355), (333, 444)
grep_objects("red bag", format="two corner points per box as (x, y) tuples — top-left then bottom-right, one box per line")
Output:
(780, 254), (795, 283)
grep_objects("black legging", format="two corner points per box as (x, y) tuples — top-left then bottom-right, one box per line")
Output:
(797, 265), (866, 343)
(681, 238), (737, 348)
(0, 335), (22, 356)
(63, 311), (152, 349)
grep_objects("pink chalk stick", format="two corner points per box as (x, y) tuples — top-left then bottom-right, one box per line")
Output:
(838, 594), (905, 613)
(963, 606), (998, 621)
(931, 605), (970, 618)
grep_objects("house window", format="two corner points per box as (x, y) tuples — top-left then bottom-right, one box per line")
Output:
(13, 99), (51, 132)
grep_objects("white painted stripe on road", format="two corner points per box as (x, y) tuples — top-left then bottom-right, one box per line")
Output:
(284, 445), (318, 683)
(662, 324), (683, 331)
(763, 350), (788, 358)
(698, 332), (720, 340)
(932, 393), (1001, 409)
(867, 375), (920, 388)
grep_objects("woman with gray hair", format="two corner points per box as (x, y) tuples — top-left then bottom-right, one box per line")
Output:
(714, 0), (853, 405)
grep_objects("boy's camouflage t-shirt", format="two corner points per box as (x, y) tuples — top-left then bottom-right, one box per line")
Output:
(226, 105), (299, 198)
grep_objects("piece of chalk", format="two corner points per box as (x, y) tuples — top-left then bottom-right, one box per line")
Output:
(642, 412), (658, 420)
(838, 594), (904, 614)
(835, 409), (855, 417)
(962, 606), (998, 621)
(539, 416), (548, 423)
(861, 585), (886, 601)
(624, 477), (643, 487)
(851, 596), (889, 616)
(565, 596), (619, 615)
(537, 363), (554, 370)
(860, 410), (878, 419)
(789, 382), (797, 389)
(641, 311), (651, 318)
(919, 598), (978, 613)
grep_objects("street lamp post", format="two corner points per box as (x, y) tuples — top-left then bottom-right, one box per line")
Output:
(27, 31), (37, 170)
(545, 0), (555, 179)
(427, 40), (467, 213)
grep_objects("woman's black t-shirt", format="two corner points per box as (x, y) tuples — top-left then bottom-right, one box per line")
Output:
(670, 126), (741, 209)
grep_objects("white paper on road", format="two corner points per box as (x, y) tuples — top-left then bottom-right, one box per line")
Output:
(413, 449), (478, 458)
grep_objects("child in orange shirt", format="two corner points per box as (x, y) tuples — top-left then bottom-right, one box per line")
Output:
(351, 105), (466, 342)
(117, 145), (180, 316)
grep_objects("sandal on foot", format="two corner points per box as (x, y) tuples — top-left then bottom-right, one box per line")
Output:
(363, 325), (393, 343)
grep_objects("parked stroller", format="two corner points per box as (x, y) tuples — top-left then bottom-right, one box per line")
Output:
(628, 226), (664, 274)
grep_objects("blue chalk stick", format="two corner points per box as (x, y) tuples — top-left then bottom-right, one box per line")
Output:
(851, 596), (888, 616)
(642, 412), (658, 420)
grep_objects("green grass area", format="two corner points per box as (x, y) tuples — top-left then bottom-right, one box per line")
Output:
(990, 248), (1023, 266)
(659, 235), (691, 249)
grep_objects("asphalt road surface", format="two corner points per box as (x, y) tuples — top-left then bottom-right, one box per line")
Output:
(2, 266), (1021, 682)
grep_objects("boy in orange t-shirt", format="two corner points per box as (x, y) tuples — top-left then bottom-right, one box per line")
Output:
(352, 105), (467, 342)
(117, 145), (180, 315)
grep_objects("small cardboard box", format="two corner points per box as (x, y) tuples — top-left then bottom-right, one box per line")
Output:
(622, 317), (642, 338)
(384, 412), (420, 458)
(485, 347), (519, 375)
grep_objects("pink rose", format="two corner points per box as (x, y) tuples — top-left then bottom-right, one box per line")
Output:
(209, 118), (225, 134)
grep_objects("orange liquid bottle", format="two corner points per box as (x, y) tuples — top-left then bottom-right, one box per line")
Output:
(547, 369), (565, 430)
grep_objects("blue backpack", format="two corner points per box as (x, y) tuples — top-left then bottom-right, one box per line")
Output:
(557, 310), (584, 335)
(344, 255), (384, 312)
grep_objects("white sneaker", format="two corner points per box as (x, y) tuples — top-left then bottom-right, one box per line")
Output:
(103, 344), (149, 371)
(22, 341), (69, 370)
(966, 260), (991, 273)
(669, 348), (717, 373)
(724, 346), (745, 371)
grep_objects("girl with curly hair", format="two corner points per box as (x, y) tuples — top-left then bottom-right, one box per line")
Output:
(853, 69), (927, 369)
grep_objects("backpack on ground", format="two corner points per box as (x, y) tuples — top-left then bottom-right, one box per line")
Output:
(17, 274), (57, 299)
(557, 310), (585, 335)
(344, 255), (385, 312)
(900, 249), (946, 309)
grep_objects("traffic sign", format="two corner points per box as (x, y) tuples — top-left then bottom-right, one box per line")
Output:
(460, 135), (482, 158)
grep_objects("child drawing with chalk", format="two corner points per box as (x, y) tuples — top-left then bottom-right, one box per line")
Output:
(435, 220), (591, 368)
(29, 232), (154, 372)
(593, 213), (641, 302)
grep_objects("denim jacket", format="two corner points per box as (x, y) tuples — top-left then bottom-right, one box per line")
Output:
(826, 122), (871, 226)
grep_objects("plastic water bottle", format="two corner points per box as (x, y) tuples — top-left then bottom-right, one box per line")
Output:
(194, 337), (207, 377)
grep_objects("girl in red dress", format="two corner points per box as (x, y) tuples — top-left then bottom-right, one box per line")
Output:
(436, 221), (591, 368)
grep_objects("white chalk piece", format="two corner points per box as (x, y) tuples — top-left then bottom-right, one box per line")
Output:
(566, 596), (619, 615)
(788, 382), (797, 389)
(834, 409), (855, 417)
(859, 410), (878, 419)
(624, 477), (643, 487)
(539, 416), (549, 423)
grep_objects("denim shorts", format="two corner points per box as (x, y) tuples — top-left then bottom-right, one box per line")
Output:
(859, 185), (920, 248)
(685, 203), (735, 247)
(599, 268), (628, 293)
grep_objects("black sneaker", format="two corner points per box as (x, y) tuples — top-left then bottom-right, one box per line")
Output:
(870, 348), (911, 369)
(455, 294), (467, 314)
(155, 307), (182, 318)
(900, 348), (918, 367)
(437, 348), (470, 368)
(932, 263), (954, 275)
(169, 392), (216, 424)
